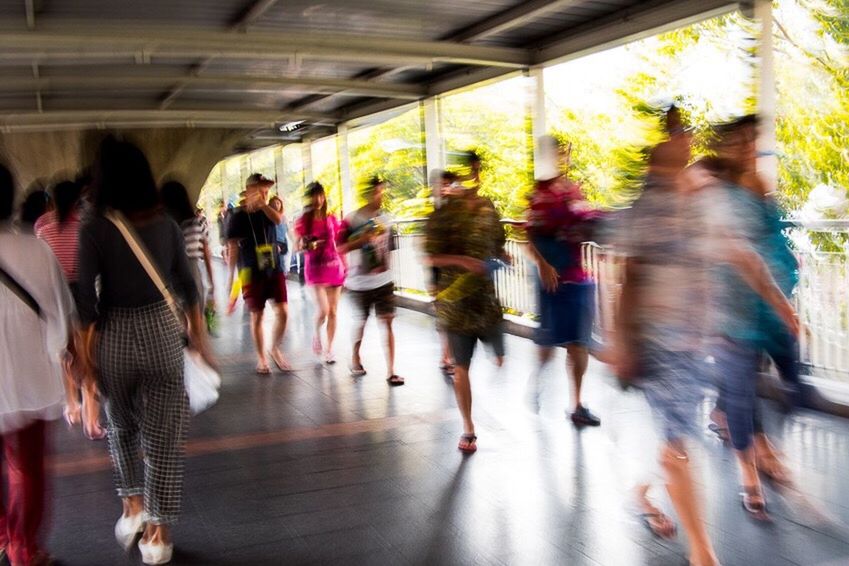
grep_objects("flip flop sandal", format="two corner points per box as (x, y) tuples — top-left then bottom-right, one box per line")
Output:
(741, 486), (771, 522)
(386, 375), (405, 386)
(639, 513), (677, 540)
(708, 422), (730, 442)
(350, 364), (367, 377)
(256, 364), (271, 375)
(440, 363), (455, 376)
(458, 434), (477, 453)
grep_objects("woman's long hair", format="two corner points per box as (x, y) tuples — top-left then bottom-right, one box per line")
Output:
(92, 136), (159, 215)
(20, 188), (51, 225)
(53, 180), (83, 225)
(303, 181), (327, 237)
(160, 180), (196, 225)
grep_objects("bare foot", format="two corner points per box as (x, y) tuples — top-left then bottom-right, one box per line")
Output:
(269, 349), (292, 372)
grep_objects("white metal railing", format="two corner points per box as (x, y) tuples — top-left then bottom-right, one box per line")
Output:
(392, 218), (849, 384)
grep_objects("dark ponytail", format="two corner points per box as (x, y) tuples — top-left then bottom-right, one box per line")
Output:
(53, 180), (83, 225)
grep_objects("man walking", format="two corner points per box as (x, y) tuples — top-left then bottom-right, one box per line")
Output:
(339, 177), (404, 386)
(226, 173), (289, 375)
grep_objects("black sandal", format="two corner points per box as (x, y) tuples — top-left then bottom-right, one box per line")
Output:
(708, 422), (730, 442)
(440, 363), (455, 376)
(387, 375), (405, 386)
(741, 486), (771, 522)
(458, 434), (477, 453)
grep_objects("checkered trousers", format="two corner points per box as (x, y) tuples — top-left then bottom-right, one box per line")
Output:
(96, 300), (189, 525)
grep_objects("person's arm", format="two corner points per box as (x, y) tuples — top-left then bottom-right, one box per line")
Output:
(226, 240), (239, 291)
(201, 240), (215, 296)
(525, 240), (559, 292)
(259, 202), (283, 225)
(722, 240), (798, 335)
(74, 221), (101, 377)
(171, 224), (200, 310)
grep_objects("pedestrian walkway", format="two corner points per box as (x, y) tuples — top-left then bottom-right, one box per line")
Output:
(47, 280), (849, 565)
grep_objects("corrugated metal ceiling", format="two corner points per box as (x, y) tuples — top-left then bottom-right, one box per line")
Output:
(0, 0), (738, 140)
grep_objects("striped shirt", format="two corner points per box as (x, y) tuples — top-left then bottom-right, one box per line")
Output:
(181, 216), (209, 260)
(35, 210), (81, 282)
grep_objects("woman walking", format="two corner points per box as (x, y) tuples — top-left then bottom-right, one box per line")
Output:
(0, 164), (73, 566)
(35, 179), (106, 440)
(294, 182), (346, 363)
(160, 181), (216, 303)
(77, 138), (212, 565)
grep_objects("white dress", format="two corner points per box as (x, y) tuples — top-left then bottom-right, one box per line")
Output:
(0, 224), (73, 434)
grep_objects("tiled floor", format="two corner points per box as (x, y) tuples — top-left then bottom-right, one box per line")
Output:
(47, 280), (849, 565)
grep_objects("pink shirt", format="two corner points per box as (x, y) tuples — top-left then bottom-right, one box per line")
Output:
(294, 213), (346, 286)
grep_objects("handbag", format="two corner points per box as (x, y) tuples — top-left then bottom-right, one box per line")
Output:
(105, 211), (221, 414)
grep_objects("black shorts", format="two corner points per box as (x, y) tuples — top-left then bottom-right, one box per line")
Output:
(350, 283), (396, 319)
(447, 324), (505, 368)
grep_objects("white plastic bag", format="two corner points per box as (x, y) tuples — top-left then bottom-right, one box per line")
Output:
(183, 348), (221, 415)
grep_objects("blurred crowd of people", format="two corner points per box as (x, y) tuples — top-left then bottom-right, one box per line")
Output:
(0, 106), (814, 566)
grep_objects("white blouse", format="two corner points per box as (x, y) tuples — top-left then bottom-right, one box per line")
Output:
(0, 225), (73, 433)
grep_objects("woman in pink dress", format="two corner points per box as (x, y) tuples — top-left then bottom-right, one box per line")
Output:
(295, 182), (346, 363)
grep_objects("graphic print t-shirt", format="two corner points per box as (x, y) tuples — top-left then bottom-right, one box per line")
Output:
(341, 208), (394, 291)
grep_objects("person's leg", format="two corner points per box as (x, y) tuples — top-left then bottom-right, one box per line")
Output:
(660, 440), (718, 566)
(566, 344), (589, 410)
(447, 333), (476, 450)
(4, 420), (47, 566)
(325, 286), (342, 356)
(720, 341), (767, 517)
(269, 302), (291, 371)
(139, 315), (189, 555)
(381, 317), (396, 377)
(375, 284), (400, 381)
(250, 309), (268, 372)
(98, 319), (146, 527)
(350, 290), (370, 373)
(312, 286), (329, 354)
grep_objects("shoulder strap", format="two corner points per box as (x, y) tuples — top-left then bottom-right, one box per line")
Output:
(104, 211), (180, 320)
(0, 264), (42, 318)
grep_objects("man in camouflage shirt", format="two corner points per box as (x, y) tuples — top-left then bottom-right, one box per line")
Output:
(425, 180), (507, 453)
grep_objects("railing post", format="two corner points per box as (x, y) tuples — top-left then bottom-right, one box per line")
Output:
(337, 124), (354, 214)
(423, 97), (444, 182)
(301, 140), (314, 185)
(755, 0), (778, 190)
(527, 66), (547, 179)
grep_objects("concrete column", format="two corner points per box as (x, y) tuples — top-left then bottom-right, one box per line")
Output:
(755, 0), (778, 190)
(337, 124), (354, 214)
(422, 97), (444, 178)
(301, 140), (313, 184)
(273, 144), (285, 197)
(527, 66), (547, 179)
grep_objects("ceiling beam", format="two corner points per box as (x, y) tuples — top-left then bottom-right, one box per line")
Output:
(234, 0), (281, 30)
(0, 73), (425, 100)
(532, 0), (741, 65)
(286, 0), (567, 112)
(24, 0), (35, 30)
(0, 109), (335, 133)
(161, 0), (282, 110)
(423, 0), (741, 97)
(0, 26), (532, 68)
(447, 0), (582, 42)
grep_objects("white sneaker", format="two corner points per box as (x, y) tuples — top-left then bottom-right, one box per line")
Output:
(114, 512), (144, 551)
(139, 539), (174, 565)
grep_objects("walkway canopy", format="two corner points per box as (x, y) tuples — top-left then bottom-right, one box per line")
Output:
(0, 0), (745, 195)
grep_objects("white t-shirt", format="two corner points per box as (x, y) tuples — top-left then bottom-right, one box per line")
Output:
(342, 208), (395, 291)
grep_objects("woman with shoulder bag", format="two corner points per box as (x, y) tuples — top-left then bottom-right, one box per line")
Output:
(76, 138), (213, 565)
